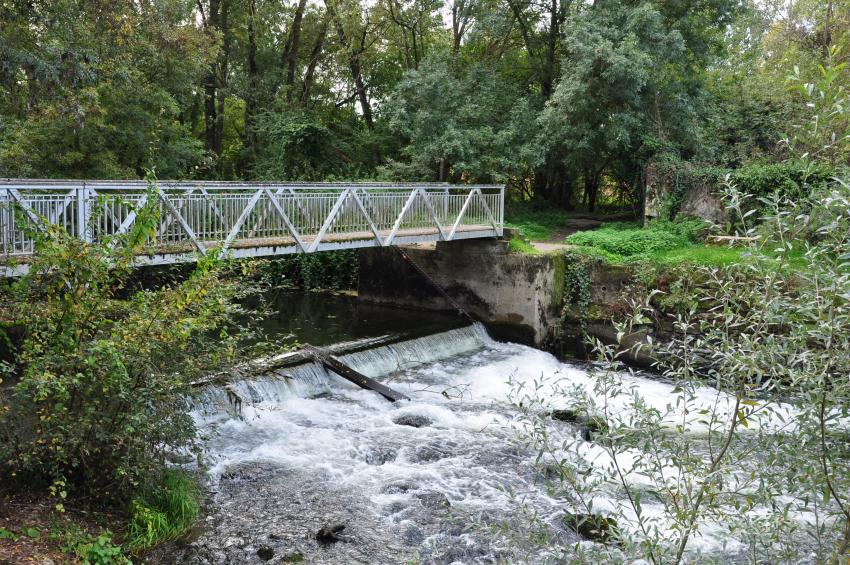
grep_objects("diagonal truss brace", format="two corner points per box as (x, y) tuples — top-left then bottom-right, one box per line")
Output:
(383, 189), (419, 247)
(263, 188), (307, 252)
(417, 188), (447, 241)
(221, 189), (264, 252)
(349, 189), (384, 245)
(158, 191), (207, 255)
(308, 189), (350, 252)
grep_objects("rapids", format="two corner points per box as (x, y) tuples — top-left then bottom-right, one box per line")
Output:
(159, 323), (814, 564)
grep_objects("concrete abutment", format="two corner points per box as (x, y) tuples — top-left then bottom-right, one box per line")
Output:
(358, 238), (562, 346)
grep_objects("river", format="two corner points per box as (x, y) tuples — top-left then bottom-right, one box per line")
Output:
(157, 291), (815, 564)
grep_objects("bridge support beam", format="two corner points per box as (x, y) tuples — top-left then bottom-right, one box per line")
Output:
(358, 237), (561, 346)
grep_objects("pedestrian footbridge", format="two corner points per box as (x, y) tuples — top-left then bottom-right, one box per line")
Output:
(0, 180), (504, 275)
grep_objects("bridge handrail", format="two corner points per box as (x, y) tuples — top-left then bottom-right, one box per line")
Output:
(1, 180), (505, 270)
(0, 179), (504, 192)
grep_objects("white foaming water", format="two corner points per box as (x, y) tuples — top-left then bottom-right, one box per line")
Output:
(188, 324), (811, 563)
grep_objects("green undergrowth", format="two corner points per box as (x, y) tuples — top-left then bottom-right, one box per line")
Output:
(58, 526), (130, 565)
(508, 235), (539, 254)
(506, 203), (573, 241)
(565, 219), (741, 267)
(125, 469), (200, 551)
(261, 249), (359, 290)
(505, 200), (632, 241)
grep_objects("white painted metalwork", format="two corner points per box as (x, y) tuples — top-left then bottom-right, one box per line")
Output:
(1, 180), (504, 273)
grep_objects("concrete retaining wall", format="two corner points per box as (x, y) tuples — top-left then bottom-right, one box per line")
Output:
(358, 239), (563, 346)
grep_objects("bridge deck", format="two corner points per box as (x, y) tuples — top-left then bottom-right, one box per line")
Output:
(1, 181), (504, 274)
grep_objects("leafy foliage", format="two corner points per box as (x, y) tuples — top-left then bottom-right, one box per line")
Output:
(566, 220), (708, 262)
(126, 469), (200, 550)
(262, 250), (359, 290)
(0, 178), (250, 500)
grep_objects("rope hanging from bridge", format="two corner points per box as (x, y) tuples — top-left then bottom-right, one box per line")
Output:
(392, 246), (477, 324)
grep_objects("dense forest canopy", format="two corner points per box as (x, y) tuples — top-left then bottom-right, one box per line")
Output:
(0, 0), (845, 208)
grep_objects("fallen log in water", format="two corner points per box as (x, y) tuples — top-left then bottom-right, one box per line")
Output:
(189, 334), (399, 388)
(302, 344), (410, 402)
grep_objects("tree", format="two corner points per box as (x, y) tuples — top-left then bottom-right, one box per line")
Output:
(538, 0), (736, 210)
(0, 0), (211, 178)
(384, 55), (538, 182)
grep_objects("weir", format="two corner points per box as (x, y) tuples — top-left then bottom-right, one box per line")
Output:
(192, 323), (490, 423)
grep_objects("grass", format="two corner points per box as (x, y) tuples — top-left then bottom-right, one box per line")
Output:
(508, 236), (539, 254)
(125, 469), (200, 551)
(642, 245), (743, 267)
(564, 219), (746, 267)
(505, 200), (634, 242)
(505, 202), (573, 241)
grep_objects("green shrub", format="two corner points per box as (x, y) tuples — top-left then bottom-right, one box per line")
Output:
(563, 219), (734, 266)
(0, 178), (247, 500)
(126, 469), (200, 550)
(567, 225), (687, 258)
(263, 249), (359, 290)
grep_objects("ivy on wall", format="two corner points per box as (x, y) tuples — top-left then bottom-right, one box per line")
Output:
(558, 251), (592, 337)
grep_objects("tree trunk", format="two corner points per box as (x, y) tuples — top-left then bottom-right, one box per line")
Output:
(585, 169), (601, 212)
(283, 0), (309, 104)
(302, 344), (409, 402)
(328, 2), (374, 129)
(451, 0), (468, 55)
(438, 158), (448, 181)
(300, 13), (330, 106)
(243, 0), (259, 173)
(213, 0), (230, 157)
(542, 0), (558, 99)
(203, 0), (220, 154)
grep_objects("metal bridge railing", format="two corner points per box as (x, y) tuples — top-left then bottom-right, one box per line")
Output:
(1, 180), (505, 263)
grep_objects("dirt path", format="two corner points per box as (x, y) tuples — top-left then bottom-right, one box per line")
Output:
(546, 218), (605, 242)
(529, 217), (609, 253)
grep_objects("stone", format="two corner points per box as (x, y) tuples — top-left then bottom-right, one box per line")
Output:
(363, 445), (397, 465)
(392, 414), (433, 428)
(316, 524), (346, 544)
(415, 491), (451, 510)
(398, 523), (424, 545)
(550, 409), (608, 441)
(382, 481), (417, 494)
(550, 409), (581, 423)
(411, 445), (447, 463)
(256, 546), (274, 561)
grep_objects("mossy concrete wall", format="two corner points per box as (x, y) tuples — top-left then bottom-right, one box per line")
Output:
(358, 239), (561, 346)
(358, 240), (656, 361)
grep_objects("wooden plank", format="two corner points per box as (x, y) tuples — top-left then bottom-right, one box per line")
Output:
(302, 344), (409, 402)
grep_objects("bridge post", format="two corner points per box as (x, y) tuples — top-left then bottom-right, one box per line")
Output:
(76, 184), (92, 243)
(1, 188), (8, 256)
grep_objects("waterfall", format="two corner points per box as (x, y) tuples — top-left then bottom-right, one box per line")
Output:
(191, 323), (491, 423)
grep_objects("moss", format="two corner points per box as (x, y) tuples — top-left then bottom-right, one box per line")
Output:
(558, 252), (592, 335)
(508, 236), (539, 254)
(552, 254), (566, 307)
